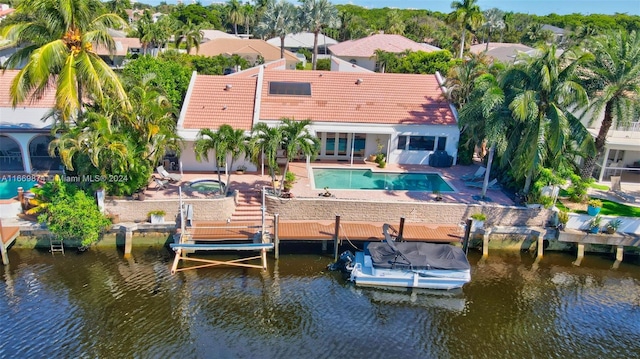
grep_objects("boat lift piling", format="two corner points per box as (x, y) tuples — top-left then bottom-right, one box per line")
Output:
(397, 217), (406, 242)
(273, 213), (280, 260)
(334, 215), (341, 262)
(462, 218), (472, 255)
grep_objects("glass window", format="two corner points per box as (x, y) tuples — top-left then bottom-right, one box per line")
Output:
(436, 137), (446, 151)
(325, 135), (335, 155)
(337, 133), (348, 155)
(408, 136), (435, 151)
(397, 136), (407, 150)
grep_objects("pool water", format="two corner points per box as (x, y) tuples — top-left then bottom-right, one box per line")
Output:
(313, 169), (454, 191)
(0, 179), (36, 200)
(187, 179), (225, 193)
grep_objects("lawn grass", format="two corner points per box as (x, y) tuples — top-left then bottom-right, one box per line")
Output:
(590, 183), (609, 191)
(567, 198), (640, 217)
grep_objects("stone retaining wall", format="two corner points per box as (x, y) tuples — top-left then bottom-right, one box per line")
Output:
(105, 197), (235, 223)
(266, 196), (552, 227)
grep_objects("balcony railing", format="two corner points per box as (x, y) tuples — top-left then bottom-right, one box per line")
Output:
(608, 121), (640, 139)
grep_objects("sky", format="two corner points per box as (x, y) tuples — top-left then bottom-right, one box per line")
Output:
(140, 0), (640, 16)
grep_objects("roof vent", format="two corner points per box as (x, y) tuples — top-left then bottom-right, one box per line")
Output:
(224, 84), (232, 90)
(355, 78), (363, 85)
(222, 105), (227, 110)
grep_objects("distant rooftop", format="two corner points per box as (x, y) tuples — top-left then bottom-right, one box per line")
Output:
(329, 34), (436, 58)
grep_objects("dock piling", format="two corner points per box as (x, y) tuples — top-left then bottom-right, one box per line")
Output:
(334, 215), (341, 262)
(274, 214), (280, 260)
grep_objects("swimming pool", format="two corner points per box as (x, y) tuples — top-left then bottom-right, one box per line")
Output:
(0, 179), (37, 200)
(312, 168), (454, 191)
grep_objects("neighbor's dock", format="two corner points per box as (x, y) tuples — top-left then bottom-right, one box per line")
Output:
(558, 230), (640, 266)
(0, 219), (20, 265)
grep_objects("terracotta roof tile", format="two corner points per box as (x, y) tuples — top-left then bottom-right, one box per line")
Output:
(329, 34), (434, 57)
(0, 70), (56, 108)
(196, 38), (299, 63)
(259, 70), (455, 125)
(182, 75), (257, 131)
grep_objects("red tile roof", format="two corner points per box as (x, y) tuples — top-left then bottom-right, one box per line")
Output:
(329, 34), (434, 57)
(180, 68), (456, 130)
(0, 70), (56, 108)
(259, 70), (455, 125)
(181, 75), (257, 131)
(196, 38), (299, 63)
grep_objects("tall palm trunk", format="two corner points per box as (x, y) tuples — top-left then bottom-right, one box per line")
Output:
(280, 36), (285, 59)
(480, 143), (495, 198)
(580, 101), (614, 179)
(312, 30), (319, 70)
(459, 27), (466, 58)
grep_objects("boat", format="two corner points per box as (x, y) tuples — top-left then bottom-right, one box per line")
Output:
(334, 224), (471, 290)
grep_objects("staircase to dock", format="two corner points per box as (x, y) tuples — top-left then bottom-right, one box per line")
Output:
(231, 190), (263, 223)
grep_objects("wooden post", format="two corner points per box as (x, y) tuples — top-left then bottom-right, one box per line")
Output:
(573, 243), (585, 266)
(334, 215), (341, 262)
(124, 229), (133, 257)
(461, 218), (472, 254)
(398, 217), (405, 242)
(615, 245), (624, 262)
(273, 214), (280, 260)
(537, 234), (544, 258)
(482, 229), (490, 257)
(0, 244), (8, 266)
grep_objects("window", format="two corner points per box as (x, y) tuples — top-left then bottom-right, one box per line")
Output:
(397, 135), (447, 151)
(408, 136), (435, 151)
(397, 136), (407, 150)
(268, 82), (312, 96)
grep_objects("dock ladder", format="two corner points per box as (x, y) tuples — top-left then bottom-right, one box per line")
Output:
(49, 236), (64, 255)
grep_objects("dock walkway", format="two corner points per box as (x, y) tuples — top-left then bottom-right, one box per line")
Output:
(0, 219), (20, 265)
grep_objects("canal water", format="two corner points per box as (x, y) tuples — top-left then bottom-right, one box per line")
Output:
(1, 247), (639, 359)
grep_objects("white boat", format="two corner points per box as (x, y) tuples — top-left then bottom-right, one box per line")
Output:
(345, 224), (471, 290)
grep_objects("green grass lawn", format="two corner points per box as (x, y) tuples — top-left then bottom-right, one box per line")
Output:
(556, 183), (639, 217)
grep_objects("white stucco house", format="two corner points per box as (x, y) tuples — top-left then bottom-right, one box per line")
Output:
(176, 59), (460, 172)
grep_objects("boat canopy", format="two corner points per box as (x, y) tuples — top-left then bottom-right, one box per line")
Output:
(367, 241), (470, 271)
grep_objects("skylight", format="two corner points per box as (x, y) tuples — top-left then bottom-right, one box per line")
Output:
(268, 82), (312, 96)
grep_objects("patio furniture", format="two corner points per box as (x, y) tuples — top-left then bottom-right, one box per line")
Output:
(154, 178), (169, 191)
(157, 165), (182, 182)
(610, 176), (636, 203)
(428, 150), (453, 168)
(460, 166), (486, 181)
(465, 178), (500, 190)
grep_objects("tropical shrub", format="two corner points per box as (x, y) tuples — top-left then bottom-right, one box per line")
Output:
(35, 176), (111, 247)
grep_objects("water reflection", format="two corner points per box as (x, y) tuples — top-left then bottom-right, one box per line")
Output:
(0, 248), (638, 358)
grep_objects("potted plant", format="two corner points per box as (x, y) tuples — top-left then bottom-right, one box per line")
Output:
(557, 210), (569, 230)
(148, 210), (166, 224)
(605, 219), (622, 234)
(319, 186), (332, 197)
(470, 212), (486, 230)
(378, 159), (386, 168)
(433, 189), (442, 201)
(587, 214), (602, 234)
(368, 153), (377, 162)
(587, 199), (602, 216)
(283, 171), (296, 192)
(236, 165), (247, 174)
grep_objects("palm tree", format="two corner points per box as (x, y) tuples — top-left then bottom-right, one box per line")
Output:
(250, 122), (283, 181)
(444, 52), (490, 107)
(385, 9), (405, 35)
(195, 125), (250, 196)
(1, 0), (130, 122)
(243, 2), (256, 36)
(298, 0), (340, 70)
(448, 0), (484, 59)
(175, 20), (203, 55)
(372, 49), (398, 74)
(105, 0), (131, 23)
(227, 0), (245, 36)
(482, 8), (505, 51)
(278, 118), (319, 191)
(578, 30), (640, 179)
(501, 45), (593, 193)
(256, 0), (298, 59)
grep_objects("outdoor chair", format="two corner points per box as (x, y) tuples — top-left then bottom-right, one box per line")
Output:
(154, 178), (169, 191)
(465, 178), (500, 190)
(157, 165), (182, 182)
(460, 166), (486, 181)
(610, 176), (636, 203)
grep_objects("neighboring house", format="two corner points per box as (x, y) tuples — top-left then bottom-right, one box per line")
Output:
(328, 34), (436, 72)
(0, 71), (62, 174)
(196, 38), (300, 70)
(469, 42), (534, 63)
(201, 29), (239, 42)
(94, 37), (143, 68)
(541, 24), (568, 43)
(582, 110), (640, 183)
(266, 32), (338, 55)
(177, 60), (459, 171)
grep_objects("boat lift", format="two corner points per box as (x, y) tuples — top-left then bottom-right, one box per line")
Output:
(170, 187), (274, 274)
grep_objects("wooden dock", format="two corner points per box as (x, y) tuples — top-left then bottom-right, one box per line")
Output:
(0, 219), (20, 265)
(558, 229), (640, 266)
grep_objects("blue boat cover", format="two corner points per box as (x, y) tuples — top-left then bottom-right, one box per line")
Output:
(366, 241), (470, 271)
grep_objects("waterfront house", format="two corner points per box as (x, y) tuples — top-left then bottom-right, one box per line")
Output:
(0, 70), (61, 174)
(176, 60), (459, 171)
